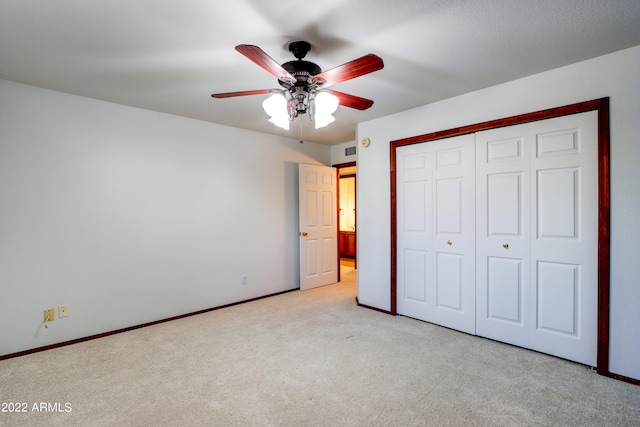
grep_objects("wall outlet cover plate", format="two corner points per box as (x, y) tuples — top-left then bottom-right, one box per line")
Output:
(58, 305), (69, 318)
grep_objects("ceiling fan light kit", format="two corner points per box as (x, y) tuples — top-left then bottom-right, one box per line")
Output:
(262, 89), (339, 130)
(262, 93), (290, 130)
(212, 41), (384, 130)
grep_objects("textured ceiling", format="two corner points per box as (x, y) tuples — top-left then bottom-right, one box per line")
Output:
(1, 0), (640, 144)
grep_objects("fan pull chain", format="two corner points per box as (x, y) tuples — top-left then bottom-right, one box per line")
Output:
(299, 120), (304, 144)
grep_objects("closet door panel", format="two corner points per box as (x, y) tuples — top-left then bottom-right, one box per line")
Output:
(487, 172), (523, 236)
(477, 111), (598, 366)
(397, 135), (475, 333)
(487, 256), (524, 324)
(396, 147), (433, 320)
(436, 252), (463, 310)
(536, 261), (579, 335)
(476, 125), (531, 347)
(529, 112), (598, 366)
(431, 138), (476, 333)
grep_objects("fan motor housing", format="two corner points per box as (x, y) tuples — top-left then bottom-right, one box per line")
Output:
(282, 60), (321, 79)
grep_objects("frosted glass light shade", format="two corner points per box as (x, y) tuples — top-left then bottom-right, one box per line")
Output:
(314, 112), (335, 129)
(314, 92), (339, 129)
(262, 93), (289, 130)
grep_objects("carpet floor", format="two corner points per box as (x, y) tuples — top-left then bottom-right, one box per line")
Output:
(1, 265), (638, 426)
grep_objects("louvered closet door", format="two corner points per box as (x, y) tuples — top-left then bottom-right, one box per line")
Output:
(396, 134), (476, 334)
(476, 112), (598, 366)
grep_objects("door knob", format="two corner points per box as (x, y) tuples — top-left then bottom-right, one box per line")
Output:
(299, 231), (308, 237)
(503, 243), (509, 249)
(447, 240), (453, 246)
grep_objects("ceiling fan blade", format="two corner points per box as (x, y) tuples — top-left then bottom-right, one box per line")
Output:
(324, 89), (374, 110)
(235, 44), (297, 82)
(211, 89), (278, 98)
(313, 54), (383, 87)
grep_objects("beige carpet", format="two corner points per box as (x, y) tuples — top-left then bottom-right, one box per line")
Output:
(1, 264), (638, 426)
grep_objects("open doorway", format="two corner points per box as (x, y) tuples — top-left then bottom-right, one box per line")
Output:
(334, 162), (356, 274)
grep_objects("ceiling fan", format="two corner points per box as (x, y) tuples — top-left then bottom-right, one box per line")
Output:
(211, 41), (384, 129)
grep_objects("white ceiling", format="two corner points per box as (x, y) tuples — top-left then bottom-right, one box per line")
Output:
(2, 0), (639, 145)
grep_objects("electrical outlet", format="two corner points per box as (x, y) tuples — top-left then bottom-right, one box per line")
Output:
(241, 275), (247, 285)
(58, 305), (69, 318)
(44, 308), (55, 322)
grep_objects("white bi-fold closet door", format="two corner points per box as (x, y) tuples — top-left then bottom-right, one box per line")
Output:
(396, 134), (476, 334)
(476, 112), (598, 366)
(396, 111), (598, 366)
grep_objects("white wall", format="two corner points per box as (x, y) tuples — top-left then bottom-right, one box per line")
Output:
(331, 140), (358, 166)
(356, 45), (640, 381)
(0, 80), (331, 356)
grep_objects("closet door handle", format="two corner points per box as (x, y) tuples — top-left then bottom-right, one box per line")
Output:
(447, 240), (453, 246)
(503, 243), (509, 249)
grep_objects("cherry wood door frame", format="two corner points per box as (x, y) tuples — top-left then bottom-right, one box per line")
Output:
(390, 98), (613, 378)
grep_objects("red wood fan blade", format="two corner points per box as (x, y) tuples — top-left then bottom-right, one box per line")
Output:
(235, 45), (297, 82)
(211, 89), (277, 98)
(313, 54), (383, 88)
(324, 89), (374, 110)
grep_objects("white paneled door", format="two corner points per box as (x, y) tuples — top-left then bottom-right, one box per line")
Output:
(299, 164), (338, 291)
(476, 112), (598, 366)
(396, 111), (598, 366)
(475, 125), (532, 349)
(396, 134), (476, 334)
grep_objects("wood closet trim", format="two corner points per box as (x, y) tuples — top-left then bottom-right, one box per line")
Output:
(389, 98), (611, 377)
